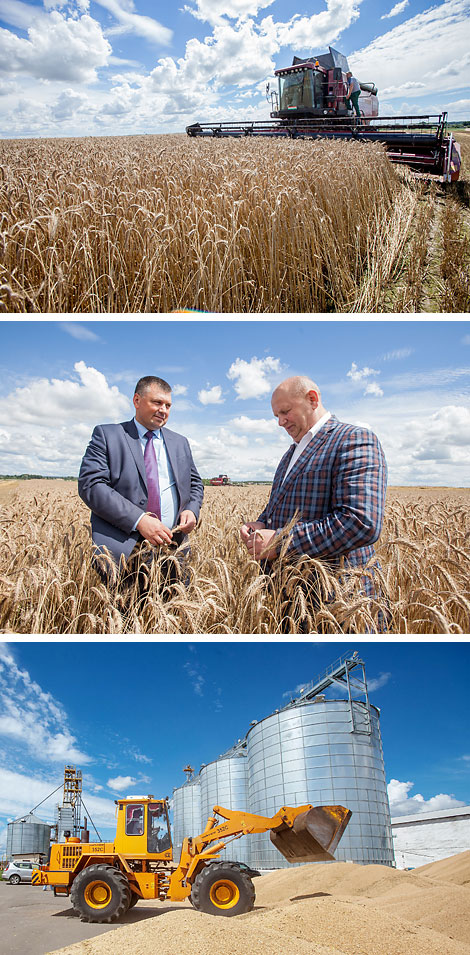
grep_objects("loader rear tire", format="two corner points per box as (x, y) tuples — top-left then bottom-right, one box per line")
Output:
(190, 862), (255, 917)
(128, 891), (139, 908)
(70, 864), (131, 923)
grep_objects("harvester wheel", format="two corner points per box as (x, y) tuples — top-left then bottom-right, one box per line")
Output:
(128, 891), (140, 908)
(190, 862), (255, 917)
(70, 864), (131, 923)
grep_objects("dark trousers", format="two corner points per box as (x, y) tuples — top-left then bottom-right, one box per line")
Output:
(346, 90), (361, 117)
(93, 539), (187, 601)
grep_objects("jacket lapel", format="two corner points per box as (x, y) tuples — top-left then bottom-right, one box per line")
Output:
(123, 419), (147, 487)
(160, 427), (179, 485)
(273, 415), (338, 505)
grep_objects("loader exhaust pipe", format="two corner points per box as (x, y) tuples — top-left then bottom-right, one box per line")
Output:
(270, 805), (352, 863)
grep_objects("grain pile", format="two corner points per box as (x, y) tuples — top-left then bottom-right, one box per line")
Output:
(48, 852), (470, 955)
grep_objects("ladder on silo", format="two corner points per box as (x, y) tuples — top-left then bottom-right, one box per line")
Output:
(283, 652), (372, 735)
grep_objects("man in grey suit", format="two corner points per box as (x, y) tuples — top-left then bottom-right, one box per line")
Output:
(78, 375), (204, 584)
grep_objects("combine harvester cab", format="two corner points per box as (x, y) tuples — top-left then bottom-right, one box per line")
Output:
(270, 46), (378, 122)
(186, 45), (461, 183)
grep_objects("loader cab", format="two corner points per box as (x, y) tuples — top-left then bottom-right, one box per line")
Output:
(116, 797), (172, 859)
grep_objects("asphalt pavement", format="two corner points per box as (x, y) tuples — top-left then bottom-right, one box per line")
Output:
(0, 883), (188, 955)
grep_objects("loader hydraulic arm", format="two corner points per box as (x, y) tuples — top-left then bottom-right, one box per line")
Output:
(168, 803), (351, 899)
(192, 804), (313, 851)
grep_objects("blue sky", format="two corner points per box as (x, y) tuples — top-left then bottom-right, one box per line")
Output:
(0, 0), (469, 137)
(0, 641), (469, 848)
(0, 318), (469, 485)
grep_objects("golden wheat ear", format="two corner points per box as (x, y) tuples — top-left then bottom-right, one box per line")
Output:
(1, 481), (468, 634)
(7, 133), (466, 312)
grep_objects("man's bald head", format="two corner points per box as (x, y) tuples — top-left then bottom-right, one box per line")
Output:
(274, 376), (322, 401)
(271, 376), (327, 442)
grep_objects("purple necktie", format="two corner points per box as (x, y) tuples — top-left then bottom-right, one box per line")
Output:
(144, 430), (161, 519)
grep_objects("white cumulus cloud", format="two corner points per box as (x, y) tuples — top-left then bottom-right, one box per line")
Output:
(229, 415), (278, 433)
(198, 385), (224, 405)
(0, 362), (130, 476)
(388, 779), (466, 816)
(351, 0), (470, 102)
(0, 644), (92, 765)
(365, 382), (384, 398)
(0, 11), (112, 83)
(227, 356), (282, 399)
(107, 775), (137, 791)
(347, 362), (380, 383)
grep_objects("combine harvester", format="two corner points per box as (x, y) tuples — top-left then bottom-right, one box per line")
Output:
(210, 473), (230, 486)
(187, 47), (461, 183)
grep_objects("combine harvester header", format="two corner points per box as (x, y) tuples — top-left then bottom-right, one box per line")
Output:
(187, 46), (461, 183)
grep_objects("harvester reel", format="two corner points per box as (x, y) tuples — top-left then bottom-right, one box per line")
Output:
(190, 862), (255, 916)
(70, 864), (131, 923)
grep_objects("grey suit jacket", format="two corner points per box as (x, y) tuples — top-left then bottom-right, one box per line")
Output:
(78, 419), (204, 563)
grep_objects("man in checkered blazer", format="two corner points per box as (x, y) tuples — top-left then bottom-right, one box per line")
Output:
(240, 375), (386, 591)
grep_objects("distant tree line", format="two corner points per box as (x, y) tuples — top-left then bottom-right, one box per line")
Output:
(0, 474), (77, 481)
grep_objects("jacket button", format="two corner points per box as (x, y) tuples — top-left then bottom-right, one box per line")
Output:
(267, 519), (272, 525)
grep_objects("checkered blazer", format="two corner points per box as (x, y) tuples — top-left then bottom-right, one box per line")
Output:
(258, 415), (387, 572)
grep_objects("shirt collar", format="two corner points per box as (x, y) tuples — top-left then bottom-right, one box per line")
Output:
(134, 417), (162, 439)
(294, 411), (331, 447)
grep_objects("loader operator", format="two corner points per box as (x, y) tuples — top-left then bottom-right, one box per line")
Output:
(78, 375), (204, 593)
(240, 376), (387, 625)
(345, 72), (361, 117)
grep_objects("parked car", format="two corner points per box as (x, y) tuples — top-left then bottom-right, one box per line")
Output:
(2, 861), (38, 884)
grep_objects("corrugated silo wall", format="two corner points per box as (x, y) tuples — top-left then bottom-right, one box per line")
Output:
(199, 754), (250, 864)
(7, 820), (51, 859)
(246, 700), (394, 869)
(172, 779), (202, 858)
(57, 807), (75, 843)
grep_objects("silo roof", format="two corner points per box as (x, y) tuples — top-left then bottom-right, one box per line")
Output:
(10, 812), (48, 825)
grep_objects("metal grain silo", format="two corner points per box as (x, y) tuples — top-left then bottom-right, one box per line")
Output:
(172, 775), (202, 857)
(6, 813), (51, 860)
(246, 659), (394, 869)
(199, 744), (250, 864)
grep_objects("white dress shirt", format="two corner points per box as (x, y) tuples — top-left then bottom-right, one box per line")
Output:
(133, 418), (179, 529)
(282, 412), (331, 483)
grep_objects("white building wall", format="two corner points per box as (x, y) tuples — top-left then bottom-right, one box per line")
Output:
(392, 805), (470, 869)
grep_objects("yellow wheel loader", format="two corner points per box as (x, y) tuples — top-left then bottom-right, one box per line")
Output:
(32, 796), (351, 923)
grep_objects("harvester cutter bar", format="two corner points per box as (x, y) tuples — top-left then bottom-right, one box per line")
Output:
(186, 113), (455, 179)
(187, 113), (447, 142)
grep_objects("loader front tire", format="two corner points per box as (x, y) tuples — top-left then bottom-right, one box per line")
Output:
(70, 864), (131, 923)
(190, 862), (255, 916)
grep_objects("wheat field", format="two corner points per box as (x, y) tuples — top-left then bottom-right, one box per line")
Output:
(1, 480), (468, 635)
(1, 132), (468, 313)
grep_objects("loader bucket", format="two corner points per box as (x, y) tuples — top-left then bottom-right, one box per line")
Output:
(270, 805), (351, 863)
